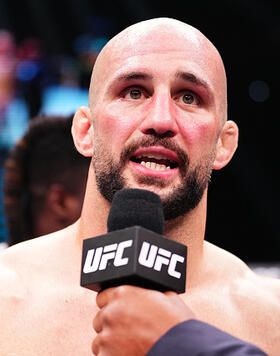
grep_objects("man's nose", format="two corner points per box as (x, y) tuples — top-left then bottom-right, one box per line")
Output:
(139, 91), (179, 138)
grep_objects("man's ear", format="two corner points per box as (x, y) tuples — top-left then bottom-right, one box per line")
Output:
(72, 106), (94, 157)
(213, 120), (239, 170)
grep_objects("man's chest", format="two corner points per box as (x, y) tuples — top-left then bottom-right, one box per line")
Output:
(2, 287), (98, 356)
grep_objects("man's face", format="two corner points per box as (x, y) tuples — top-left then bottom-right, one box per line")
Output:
(90, 25), (226, 219)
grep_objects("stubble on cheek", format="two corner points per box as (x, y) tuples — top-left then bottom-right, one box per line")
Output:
(92, 132), (216, 221)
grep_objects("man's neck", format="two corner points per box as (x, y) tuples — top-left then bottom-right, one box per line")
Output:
(77, 169), (111, 245)
(164, 195), (207, 289)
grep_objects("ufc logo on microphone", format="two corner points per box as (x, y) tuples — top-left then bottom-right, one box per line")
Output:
(138, 242), (184, 279)
(81, 229), (187, 293)
(83, 239), (185, 279)
(83, 240), (133, 273)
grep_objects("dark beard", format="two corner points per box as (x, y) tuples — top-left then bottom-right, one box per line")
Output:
(93, 136), (213, 220)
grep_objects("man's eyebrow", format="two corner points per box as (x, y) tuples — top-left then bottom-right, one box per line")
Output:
(116, 71), (153, 82)
(108, 71), (153, 91)
(175, 71), (210, 91)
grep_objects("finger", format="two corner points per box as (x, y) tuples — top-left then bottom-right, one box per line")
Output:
(93, 309), (103, 333)
(96, 285), (136, 308)
(164, 291), (178, 297)
(96, 287), (118, 309)
(92, 334), (100, 355)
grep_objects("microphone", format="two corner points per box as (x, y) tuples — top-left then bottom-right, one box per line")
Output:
(80, 189), (187, 293)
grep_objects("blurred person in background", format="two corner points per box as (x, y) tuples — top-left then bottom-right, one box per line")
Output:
(0, 29), (100, 247)
(0, 30), (29, 244)
(3, 114), (90, 246)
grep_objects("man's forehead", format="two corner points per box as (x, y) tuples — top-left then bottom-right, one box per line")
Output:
(94, 19), (224, 81)
(90, 18), (226, 107)
(104, 20), (205, 63)
(103, 40), (220, 93)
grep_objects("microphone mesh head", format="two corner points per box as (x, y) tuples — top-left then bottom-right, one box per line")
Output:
(107, 189), (164, 234)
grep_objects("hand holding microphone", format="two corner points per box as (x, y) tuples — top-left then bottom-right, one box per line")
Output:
(80, 188), (190, 356)
(92, 285), (195, 356)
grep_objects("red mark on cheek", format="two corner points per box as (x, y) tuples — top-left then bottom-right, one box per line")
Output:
(95, 101), (142, 141)
(178, 114), (217, 149)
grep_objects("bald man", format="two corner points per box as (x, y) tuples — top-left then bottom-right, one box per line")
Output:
(0, 18), (279, 355)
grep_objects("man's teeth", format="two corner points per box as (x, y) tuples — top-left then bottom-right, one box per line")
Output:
(140, 161), (171, 170)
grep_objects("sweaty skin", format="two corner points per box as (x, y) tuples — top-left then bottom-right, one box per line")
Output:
(0, 18), (279, 356)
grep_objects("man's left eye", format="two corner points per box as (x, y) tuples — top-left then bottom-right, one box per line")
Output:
(122, 88), (143, 100)
(129, 89), (142, 100)
(183, 94), (194, 104)
(179, 92), (200, 105)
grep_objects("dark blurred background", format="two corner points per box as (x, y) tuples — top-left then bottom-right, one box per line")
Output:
(0, 0), (279, 265)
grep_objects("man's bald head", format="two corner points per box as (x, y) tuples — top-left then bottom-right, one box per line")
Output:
(89, 17), (227, 124)
(72, 17), (238, 219)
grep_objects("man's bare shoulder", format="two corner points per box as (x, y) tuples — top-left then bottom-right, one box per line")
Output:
(232, 264), (280, 318)
(0, 233), (59, 351)
(1, 234), (51, 298)
(203, 241), (280, 354)
(0, 223), (78, 293)
(231, 263), (280, 353)
(203, 241), (280, 324)
(205, 240), (280, 296)
(1, 230), (62, 269)
(0, 222), (97, 355)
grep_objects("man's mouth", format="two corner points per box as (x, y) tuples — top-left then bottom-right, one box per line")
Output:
(130, 154), (178, 171)
(129, 147), (180, 173)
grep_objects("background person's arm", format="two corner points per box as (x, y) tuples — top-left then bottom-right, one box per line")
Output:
(147, 319), (268, 356)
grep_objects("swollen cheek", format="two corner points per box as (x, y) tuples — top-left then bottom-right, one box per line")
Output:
(102, 102), (141, 134)
(180, 120), (217, 148)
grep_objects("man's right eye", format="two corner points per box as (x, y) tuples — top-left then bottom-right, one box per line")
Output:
(122, 87), (144, 100)
(129, 89), (142, 99)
